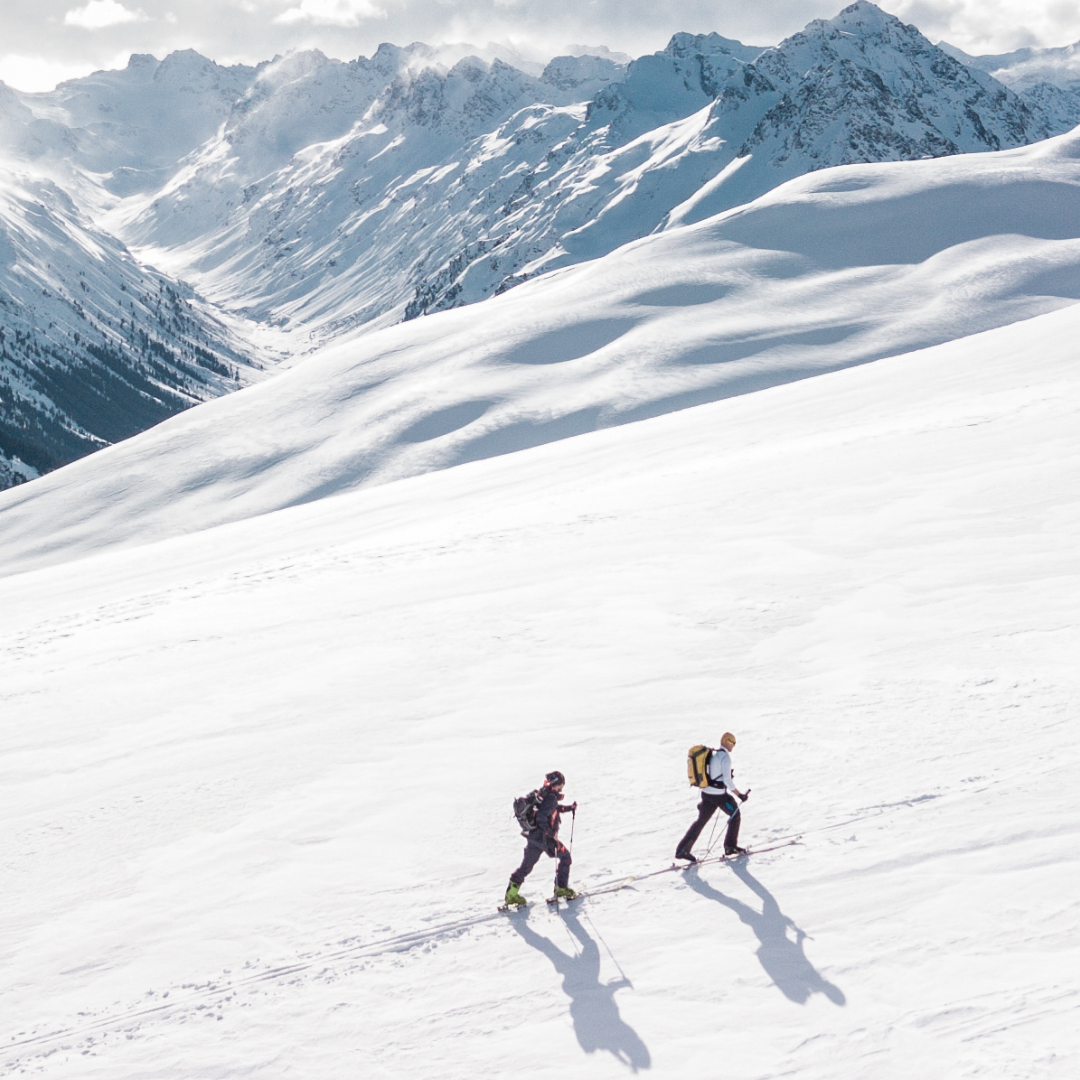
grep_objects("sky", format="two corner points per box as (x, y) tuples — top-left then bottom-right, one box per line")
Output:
(1, 0), (1079, 92)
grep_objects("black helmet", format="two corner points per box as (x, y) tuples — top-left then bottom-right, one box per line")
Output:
(544, 770), (566, 787)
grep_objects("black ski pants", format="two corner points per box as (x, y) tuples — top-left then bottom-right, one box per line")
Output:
(677, 792), (741, 855)
(510, 833), (571, 889)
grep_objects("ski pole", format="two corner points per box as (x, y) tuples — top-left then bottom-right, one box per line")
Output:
(703, 817), (719, 858)
(557, 808), (576, 896)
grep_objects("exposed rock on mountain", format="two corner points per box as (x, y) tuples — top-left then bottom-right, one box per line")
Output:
(6, 124), (1080, 556)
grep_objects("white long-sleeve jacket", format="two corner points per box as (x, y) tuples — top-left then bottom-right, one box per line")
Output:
(704, 747), (737, 796)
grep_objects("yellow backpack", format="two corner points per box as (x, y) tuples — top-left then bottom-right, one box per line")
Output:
(687, 745), (713, 788)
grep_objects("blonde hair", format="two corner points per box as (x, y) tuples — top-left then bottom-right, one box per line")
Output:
(720, 732), (736, 749)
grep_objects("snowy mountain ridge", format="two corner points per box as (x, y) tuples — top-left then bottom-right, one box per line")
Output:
(107, 1), (1065, 340)
(941, 37), (1080, 92)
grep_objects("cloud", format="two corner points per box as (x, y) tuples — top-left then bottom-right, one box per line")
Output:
(63, 0), (147, 30)
(0, 53), (98, 91)
(893, 0), (1080, 51)
(273, 0), (385, 27)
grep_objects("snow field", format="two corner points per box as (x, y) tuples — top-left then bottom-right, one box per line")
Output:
(2, 300), (1079, 1076)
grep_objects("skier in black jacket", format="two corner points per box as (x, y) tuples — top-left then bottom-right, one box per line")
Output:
(505, 771), (577, 906)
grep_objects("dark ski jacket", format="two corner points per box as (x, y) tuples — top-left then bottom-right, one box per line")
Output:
(533, 786), (572, 843)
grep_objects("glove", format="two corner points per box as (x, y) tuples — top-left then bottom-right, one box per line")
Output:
(564, 801), (578, 813)
(738, 789), (751, 803)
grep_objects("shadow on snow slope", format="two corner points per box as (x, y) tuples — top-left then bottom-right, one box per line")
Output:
(684, 862), (846, 1006)
(510, 905), (652, 1072)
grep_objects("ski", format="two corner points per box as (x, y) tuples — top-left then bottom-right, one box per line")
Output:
(513, 838), (804, 911)
(724, 835), (803, 859)
(497, 902), (528, 912)
(674, 836), (804, 869)
(545, 892), (587, 907)
(545, 875), (638, 906)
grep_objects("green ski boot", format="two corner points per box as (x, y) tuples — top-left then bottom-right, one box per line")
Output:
(554, 886), (579, 901)
(504, 881), (527, 907)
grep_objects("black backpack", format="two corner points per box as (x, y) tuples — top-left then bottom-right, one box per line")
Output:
(513, 790), (542, 836)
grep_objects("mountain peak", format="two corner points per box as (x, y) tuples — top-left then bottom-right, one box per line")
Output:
(833, 0), (900, 27)
(806, 1), (921, 40)
(664, 31), (765, 64)
(542, 53), (624, 91)
(4, 2), (1078, 491)
(126, 53), (159, 71)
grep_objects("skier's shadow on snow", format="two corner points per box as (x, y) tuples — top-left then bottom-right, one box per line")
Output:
(684, 860), (845, 1005)
(509, 905), (651, 1071)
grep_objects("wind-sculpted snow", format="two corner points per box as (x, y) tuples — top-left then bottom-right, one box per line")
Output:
(4, 130), (1080, 571)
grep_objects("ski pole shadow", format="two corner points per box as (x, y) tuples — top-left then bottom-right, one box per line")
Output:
(684, 861), (846, 1006)
(508, 905), (651, 1071)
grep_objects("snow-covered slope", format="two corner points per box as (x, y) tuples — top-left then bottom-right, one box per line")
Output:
(664, 2), (1054, 227)
(0, 159), (262, 487)
(5, 128), (1080, 572)
(1, 279), (1077, 1078)
(110, 2), (1061, 340)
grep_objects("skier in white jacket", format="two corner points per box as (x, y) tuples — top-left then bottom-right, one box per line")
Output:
(675, 732), (749, 862)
